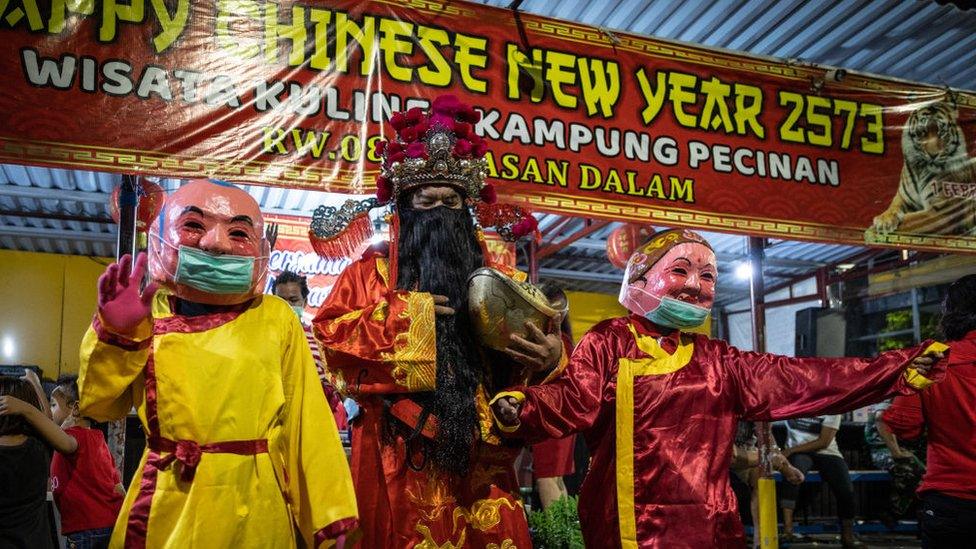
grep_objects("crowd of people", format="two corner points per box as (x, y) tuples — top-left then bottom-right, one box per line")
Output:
(0, 95), (973, 549)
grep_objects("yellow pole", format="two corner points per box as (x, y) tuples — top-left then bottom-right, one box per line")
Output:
(757, 477), (778, 549)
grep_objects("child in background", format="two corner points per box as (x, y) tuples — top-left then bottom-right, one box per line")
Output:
(50, 376), (124, 549)
(0, 370), (75, 549)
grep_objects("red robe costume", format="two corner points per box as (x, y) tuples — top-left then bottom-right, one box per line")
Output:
(495, 314), (943, 548)
(313, 249), (561, 548)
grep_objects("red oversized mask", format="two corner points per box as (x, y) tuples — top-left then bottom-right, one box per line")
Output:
(148, 179), (269, 305)
(618, 230), (717, 328)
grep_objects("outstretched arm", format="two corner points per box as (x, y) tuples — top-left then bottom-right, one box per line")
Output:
(0, 396), (78, 454)
(724, 338), (946, 421)
(490, 328), (609, 442)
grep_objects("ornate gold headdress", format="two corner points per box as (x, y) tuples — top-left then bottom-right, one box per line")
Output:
(375, 94), (495, 205)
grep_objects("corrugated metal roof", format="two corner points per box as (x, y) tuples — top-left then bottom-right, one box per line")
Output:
(478, 0), (976, 92)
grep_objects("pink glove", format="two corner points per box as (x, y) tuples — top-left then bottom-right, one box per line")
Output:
(97, 253), (158, 336)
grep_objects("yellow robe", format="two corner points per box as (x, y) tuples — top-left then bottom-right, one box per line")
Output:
(78, 292), (357, 548)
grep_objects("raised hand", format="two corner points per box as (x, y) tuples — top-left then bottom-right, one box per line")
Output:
(504, 321), (563, 372)
(491, 395), (522, 426)
(97, 252), (158, 336)
(265, 222), (279, 251)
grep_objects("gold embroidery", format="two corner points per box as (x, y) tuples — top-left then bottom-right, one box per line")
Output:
(414, 524), (466, 549)
(476, 385), (502, 445)
(452, 497), (517, 533)
(487, 541), (516, 549)
(621, 323), (695, 376)
(382, 292), (437, 391)
(371, 301), (389, 322)
(406, 473), (456, 523)
(377, 257), (390, 286)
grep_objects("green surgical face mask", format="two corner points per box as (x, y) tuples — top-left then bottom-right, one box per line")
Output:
(645, 296), (710, 329)
(291, 305), (305, 318)
(175, 245), (255, 294)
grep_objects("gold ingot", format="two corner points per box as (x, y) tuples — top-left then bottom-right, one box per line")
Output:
(466, 268), (566, 351)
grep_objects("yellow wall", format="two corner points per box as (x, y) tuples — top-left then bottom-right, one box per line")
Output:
(565, 290), (711, 339)
(0, 250), (107, 379)
(566, 290), (628, 339)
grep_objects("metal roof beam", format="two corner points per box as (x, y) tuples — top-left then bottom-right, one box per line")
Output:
(537, 267), (623, 284)
(0, 185), (108, 204)
(0, 224), (114, 242)
(537, 220), (612, 259)
(0, 209), (112, 224)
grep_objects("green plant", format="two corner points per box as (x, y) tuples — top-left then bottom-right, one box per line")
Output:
(527, 495), (584, 548)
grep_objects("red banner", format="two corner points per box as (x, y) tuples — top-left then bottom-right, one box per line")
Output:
(1, 0), (974, 253)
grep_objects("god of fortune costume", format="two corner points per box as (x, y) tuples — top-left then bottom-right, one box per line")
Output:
(491, 229), (945, 548)
(78, 180), (357, 548)
(312, 95), (555, 548)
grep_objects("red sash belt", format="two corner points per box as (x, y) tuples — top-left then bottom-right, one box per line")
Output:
(148, 437), (269, 483)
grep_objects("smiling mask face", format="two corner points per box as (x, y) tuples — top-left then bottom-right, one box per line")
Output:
(618, 230), (717, 328)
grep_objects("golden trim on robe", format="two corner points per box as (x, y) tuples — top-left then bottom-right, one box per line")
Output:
(615, 323), (695, 547)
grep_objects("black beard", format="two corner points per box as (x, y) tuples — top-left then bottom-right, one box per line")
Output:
(396, 205), (485, 476)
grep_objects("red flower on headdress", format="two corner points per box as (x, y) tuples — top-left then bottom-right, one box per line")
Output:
(387, 141), (404, 155)
(400, 126), (418, 142)
(390, 112), (408, 130)
(375, 140), (387, 156)
(406, 141), (428, 159)
(387, 151), (406, 165)
(472, 136), (489, 157)
(376, 175), (392, 203)
(413, 120), (431, 138)
(405, 107), (425, 124)
(480, 184), (497, 204)
(454, 139), (473, 157)
(512, 215), (539, 238)
(459, 105), (480, 123)
(453, 121), (471, 138)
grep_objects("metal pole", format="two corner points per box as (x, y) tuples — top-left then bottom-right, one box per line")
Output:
(910, 287), (922, 344)
(748, 237), (766, 355)
(108, 175), (139, 475)
(528, 239), (539, 284)
(748, 237), (778, 549)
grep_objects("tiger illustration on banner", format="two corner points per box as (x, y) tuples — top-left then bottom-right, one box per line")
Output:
(871, 98), (976, 237)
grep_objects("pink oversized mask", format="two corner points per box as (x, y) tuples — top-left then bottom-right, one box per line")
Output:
(148, 179), (269, 306)
(618, 230), (717, 327)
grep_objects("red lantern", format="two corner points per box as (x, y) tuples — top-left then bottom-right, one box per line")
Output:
(109, 177), (165, 230)
(607, 224), (655, 268)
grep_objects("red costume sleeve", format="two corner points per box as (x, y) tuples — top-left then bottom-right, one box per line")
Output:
(720, 338), (945, 421)
(492, 328), (612, 443)
(881, 393), (926, 440)
(312, 256), (438, 395)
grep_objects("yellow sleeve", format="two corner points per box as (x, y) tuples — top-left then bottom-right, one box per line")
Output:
(280, 311), (359, 546)
(77, 314), (151, 422)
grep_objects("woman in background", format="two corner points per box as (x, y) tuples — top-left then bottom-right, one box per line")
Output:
(884, 274), (976, 549)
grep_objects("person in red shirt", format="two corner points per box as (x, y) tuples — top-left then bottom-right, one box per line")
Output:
(49, 376), (124, 549)
(531, 283), (577, 508)
(883, 274), (976, 549)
